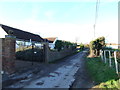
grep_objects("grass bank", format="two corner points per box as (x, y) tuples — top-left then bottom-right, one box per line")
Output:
(86, 57), (120, 88)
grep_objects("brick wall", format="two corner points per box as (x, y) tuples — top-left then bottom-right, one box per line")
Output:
(1, 36), (16, 74)
(44, 43), (76, 63)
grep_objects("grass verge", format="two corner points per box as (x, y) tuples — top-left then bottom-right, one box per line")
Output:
(86, 57), (120, 88)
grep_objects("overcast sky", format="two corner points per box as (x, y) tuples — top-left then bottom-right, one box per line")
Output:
(0, 0), (118, 44)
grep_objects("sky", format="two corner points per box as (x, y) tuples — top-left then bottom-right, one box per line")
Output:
(0, 0), (118, 44)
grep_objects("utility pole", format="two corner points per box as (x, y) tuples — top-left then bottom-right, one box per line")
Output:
(93, 24), (96, 38)
(93, 0), (100, 39)
(75, 37), (78, 45)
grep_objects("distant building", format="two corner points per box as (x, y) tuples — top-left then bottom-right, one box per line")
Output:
(44, 37), (58, 49)
(106, 43), (120, 49)
(0, 24), (44, 49)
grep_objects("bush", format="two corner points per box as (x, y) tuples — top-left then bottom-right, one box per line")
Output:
(89, 36), (105, 57)
(80, 43), (84, 50)
(16, 48), (44, 62)
(55, 40), (76, 51)
(116, 52), (120, 63)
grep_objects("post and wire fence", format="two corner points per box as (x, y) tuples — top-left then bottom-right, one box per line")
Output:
(100, 50), (120, 75)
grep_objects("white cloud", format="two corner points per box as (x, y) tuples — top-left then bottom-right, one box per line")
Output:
(1, 17), (118, 44)
(30, 5), (42, 20)
(95, 19), (118, 43)
(44, 11), (55, 20)
(14, 19), (94, 43)
(0, 0), (118, 44)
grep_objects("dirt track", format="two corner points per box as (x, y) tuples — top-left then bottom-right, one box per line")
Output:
(6, 49), (94, 89)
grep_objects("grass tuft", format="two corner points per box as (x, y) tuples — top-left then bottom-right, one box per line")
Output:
(86, 57), (120, 88)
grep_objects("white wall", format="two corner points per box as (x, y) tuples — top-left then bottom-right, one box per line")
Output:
(49, 43), (55, 49)
(53, 37), (58, 44)
(106, 45), (118, 49)
(48, 38), (58, 49)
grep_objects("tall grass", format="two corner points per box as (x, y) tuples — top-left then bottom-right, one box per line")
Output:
(86, 57), (120, 88)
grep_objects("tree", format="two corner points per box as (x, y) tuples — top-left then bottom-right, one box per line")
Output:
(89, 36), (105, 57)
(55, 40), (76, 51)
(80, 43), (84, 50)
(54, 40), (64, 51)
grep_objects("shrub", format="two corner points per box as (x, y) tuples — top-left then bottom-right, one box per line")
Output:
(55, 40), (76, 51)
(16, 48), (44, 62)
(116, 52), (120, 63)
(80, 43), (84, 50)
(89, 36), (105, 57)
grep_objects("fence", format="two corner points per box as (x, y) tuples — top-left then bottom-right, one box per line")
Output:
(1, 35), (77, 75)
(100, 50), (120, 75)
(44, 43), (76, 63)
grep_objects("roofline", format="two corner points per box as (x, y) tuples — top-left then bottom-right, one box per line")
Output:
(43, 37), (57, 39)
(43, 37), (58, 42)
(53, 37), (58, 44)
(1, 24), (38, 36)
(1, 24), (44, 42)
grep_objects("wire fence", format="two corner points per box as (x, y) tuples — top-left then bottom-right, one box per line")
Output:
(100, 50), (120, 76)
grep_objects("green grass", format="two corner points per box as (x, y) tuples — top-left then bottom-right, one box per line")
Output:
(86, 57), (120, 89)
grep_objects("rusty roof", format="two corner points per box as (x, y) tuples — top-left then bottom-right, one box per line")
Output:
(44, 37), (57, 43)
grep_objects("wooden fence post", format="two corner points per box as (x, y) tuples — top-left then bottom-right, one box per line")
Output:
(109, 51), (112, 67)
(114, 51), (119, 74)
(104, 50), (107, 63)
(100, 50), (104, 61)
